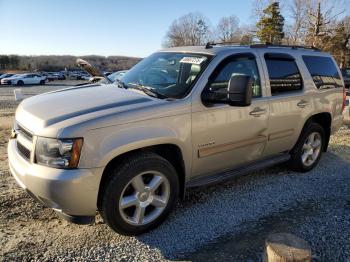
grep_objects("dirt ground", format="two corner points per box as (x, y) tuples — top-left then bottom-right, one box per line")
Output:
(1, 82), (350, 261)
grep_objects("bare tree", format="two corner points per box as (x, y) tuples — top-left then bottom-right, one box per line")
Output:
(305, 0), (345, 47)
(164, 13), (211, 47)
(326, 16), (350, 68)
(288, 0), (309, 44)
(216, 15), (241, 43)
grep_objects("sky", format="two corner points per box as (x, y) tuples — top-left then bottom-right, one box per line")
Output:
(0, 0), (348, 57)
(0, 0), (258, 57)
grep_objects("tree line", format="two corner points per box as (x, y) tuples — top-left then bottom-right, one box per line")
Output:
(164, 0), (349, 68)
(0, 54), (141, 72)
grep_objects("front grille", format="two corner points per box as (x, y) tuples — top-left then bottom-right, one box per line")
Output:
(17, 124), (33, 141)
(17, 141), (31, 160)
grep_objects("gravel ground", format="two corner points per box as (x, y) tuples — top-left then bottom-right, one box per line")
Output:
(0, 82), (349, 261)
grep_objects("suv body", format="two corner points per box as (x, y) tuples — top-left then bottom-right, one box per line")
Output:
(8, 45), (345, 234)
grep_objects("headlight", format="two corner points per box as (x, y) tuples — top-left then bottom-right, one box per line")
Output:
(35, 137), (83, 169)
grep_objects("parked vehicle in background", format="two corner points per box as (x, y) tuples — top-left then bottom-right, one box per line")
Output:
(1, 73), (46, 85)
(341, 68), (350, 89)
(8, 44), (345, 235)
(0, 73), (15, 84)
(41, 72), (56, 81)
(54, 72), (66, 80)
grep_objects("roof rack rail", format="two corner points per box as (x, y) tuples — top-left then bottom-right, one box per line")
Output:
(205, 41), (320, 51)
(250, 42), (320, 51)
(205, 42), (245, 49)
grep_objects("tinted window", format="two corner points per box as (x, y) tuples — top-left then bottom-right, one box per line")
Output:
(302, 56), (342, 89)
(265, 54), (302, 95)
(208, 55), (261, 98)
(342, 69), (350, 77)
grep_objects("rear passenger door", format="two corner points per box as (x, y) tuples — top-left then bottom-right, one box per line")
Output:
(257, 51), (314, 156)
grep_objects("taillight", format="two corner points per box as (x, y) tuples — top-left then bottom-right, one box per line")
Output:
(342, 86), (346, 113)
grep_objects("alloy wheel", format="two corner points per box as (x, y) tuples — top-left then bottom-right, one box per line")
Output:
(118, 171), (170, 226)
(301, 132), (322, 167)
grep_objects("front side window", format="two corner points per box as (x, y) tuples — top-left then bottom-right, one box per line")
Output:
(121, 52), (211, 98)
(302, 56), (342, 89)
(207, 55), (262, 98)
(265, 54), (303, 95)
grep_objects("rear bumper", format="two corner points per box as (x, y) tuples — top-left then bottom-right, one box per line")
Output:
(8, 139), (104, 218)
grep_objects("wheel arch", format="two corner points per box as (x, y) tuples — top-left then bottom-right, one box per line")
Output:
(299, 112), (332, 152)
(97, 143), (186, 209)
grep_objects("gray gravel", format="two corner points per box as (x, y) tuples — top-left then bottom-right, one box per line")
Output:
(1, 82), (350, 261)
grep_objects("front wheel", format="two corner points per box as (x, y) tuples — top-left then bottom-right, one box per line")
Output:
(40, 80), (45, 85)
(17, 80), (24, 86)
(100, 152), (179, 235)
(289, 122), (325, 172)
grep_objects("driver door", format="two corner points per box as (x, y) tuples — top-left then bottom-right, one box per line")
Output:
(191, 53), (269, 178)
(25, 74), (34, 84)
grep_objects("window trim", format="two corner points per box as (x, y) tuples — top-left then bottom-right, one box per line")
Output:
(264, 53), (304, 96)
(202, 52), (262, 101)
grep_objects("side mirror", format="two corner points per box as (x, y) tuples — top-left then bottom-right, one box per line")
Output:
(202, 75), (252, 107)
(227, 75), (253, 107)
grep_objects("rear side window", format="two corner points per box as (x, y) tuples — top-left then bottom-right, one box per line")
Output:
(264, 54), (303, 95)
(302, 56), (342, 89)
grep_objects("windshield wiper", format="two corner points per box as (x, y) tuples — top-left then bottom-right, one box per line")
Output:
(115, 78), (127, 89)
(127, 83), (168, 99)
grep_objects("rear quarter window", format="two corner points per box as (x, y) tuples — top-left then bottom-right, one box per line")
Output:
(302, 56), (342, 89)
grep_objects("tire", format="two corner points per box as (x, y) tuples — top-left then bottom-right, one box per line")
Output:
(17, 80), (24, 86)
(40, 80), (45, 85)
(100, 152), (179, 235)
(289, 122), (325, 172)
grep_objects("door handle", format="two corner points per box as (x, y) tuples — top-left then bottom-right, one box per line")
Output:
(297, 100), (309, 108)
(249, 107), (267, 117)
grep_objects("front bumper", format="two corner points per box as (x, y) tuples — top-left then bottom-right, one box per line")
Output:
(1, 80), (11, 85)
(8, 138), (104, 221)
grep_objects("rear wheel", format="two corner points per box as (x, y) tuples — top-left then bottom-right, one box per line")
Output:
(100, 152), (179, 235)
(17, 80), (24, 86)
(40, 80), (45, 85)
(289, 122), (325, 172)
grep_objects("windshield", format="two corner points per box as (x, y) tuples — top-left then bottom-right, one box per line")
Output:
(121, 52), (211, 98)
(108, 71), (127, 82)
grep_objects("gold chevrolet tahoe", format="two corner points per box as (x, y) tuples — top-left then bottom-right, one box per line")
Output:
(8, 43), (346, 235)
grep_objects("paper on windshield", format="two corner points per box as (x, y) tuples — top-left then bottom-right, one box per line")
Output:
(180, 57), (207, 65)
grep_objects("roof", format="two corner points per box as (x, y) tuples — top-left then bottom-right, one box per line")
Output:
(159, 44), (329, 57)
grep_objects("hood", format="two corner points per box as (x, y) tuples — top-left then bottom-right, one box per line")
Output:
(15, 84), (155, 136)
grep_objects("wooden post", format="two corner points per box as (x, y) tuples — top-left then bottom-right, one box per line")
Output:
(264, 233), (311, 262)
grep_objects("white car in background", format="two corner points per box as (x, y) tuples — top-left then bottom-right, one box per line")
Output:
(1, 73), (47, 86)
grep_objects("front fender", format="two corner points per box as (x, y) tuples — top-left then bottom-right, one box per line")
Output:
(79, 117), (192, 175)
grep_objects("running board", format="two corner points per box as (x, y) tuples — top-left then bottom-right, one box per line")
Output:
(186, 153), (291, 188)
